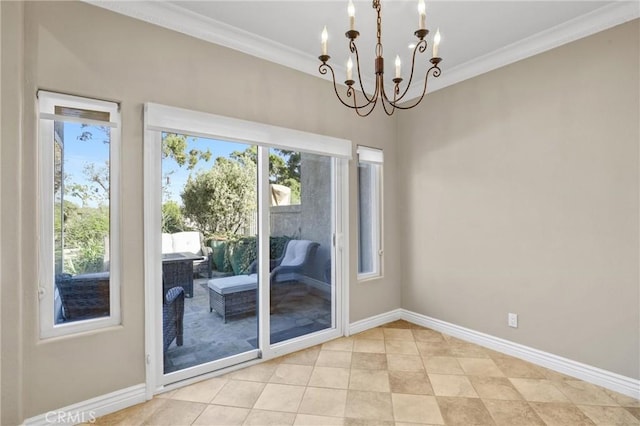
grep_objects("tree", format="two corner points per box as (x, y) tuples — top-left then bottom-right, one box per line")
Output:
(181, 157), (257, 237)
(66, 162), (110, 207)
(63, 205), (109, 273)
(230, 147), (301, 203)
(162, 201), (185, 233)
(162, 133), (211, 170)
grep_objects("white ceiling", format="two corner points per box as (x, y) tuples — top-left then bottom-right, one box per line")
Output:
(90, 1), (638, 97)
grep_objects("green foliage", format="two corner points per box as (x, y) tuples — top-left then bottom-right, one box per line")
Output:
(217, 235), (292, 275)
(181, 157), (257, 237)
(230, 147), (301, 203)
(162, 133), (211, 170)
(225, 236), (257, 275)
(63, 206), (109, 274)
(210, 240), (228, 272)
(270, 236), (292, 259)
(161, 201), (185, 233)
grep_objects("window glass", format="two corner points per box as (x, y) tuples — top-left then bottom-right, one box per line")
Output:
(357, 146), (383, 279)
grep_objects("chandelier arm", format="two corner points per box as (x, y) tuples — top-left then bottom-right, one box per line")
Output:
(350, 40), (376, 104)
(389, 64), (441, 110)
(320, 62), (375, 110)
(380, 97), (396, 116)
(349, 74), (380, 117)
(378, 75), (397, 116)
(393, 39), (428, 103)
(352, 90), (379, 117)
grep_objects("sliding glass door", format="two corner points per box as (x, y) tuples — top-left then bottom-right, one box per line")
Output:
(144, 104), (349, 392)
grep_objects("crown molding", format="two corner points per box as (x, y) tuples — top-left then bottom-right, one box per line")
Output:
(87, 1), (638, 101)
(406, 1), (640, 99)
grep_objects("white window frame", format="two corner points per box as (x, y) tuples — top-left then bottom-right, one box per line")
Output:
(38, 91), (121, 339)
(357, 146), (383, 281)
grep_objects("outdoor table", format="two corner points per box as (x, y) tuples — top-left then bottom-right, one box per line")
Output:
(162, 252), (204, 298)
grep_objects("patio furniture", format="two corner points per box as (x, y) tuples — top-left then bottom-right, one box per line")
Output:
(162, 252), (204, 298)
(55, 272), (110, 321)
(163, 286), (185, 351)
(162, 231), (213, 278)
(208, 274), (258, 323)
(208, 239), (320, 322)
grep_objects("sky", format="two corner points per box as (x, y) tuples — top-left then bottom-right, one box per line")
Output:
(61, 122), (252, 207)
(61, 122), (110, 207)
(161, 134), (252, 204)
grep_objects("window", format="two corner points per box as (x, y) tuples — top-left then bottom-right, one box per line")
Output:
(38, 91), (121, 338)
(357, 146), (383, 279)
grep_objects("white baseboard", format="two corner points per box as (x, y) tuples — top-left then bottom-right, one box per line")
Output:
(23, 384), (146, 426)
(349, 308), (639, 399)
(348, 308), (402, 335)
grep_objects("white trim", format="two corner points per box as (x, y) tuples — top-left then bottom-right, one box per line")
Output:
(349, 309), (640, 398)
(338, 157), (350, 337)
(87, 1), (638, 99)
(39, 113), (118, 128)
(145, 103), (352, 160)
(347, 308), (402, 336)
(22, 384), (146, 426)
(401, 309), (640, 399)
(357, 146), (384, 165)
(142, 118), (161, 398)
(257, 146), (271, 358)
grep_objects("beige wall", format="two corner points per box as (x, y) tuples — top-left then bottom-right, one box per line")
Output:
(1, 1), (401, 421)
(398, 19), (639, 379)
(1, 2), (25, 425)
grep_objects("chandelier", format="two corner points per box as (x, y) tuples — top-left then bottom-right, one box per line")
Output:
(318, 0), (442, 117)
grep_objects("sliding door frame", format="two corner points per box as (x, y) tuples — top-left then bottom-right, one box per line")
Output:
(143, 103), (351, 397)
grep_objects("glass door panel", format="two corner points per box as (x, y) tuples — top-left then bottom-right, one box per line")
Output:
(269, 149), (334, 344)
(161, 134), (259, 374)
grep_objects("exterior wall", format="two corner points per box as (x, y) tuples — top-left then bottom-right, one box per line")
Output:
(300, 153), (333, 282)
(270, 205), (302, 238)
(397, 19), (640, 379)
(0, 1), (401, 421)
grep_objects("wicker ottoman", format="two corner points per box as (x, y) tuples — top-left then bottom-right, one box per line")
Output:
(207, 274), (258, 323)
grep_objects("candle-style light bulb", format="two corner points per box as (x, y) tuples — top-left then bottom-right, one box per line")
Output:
(348, 0), (355, 31)
(418, 0), (426, 30)
(347, 57), (353, 80)
(321, 26), (328, 55)
(395, 55), (401, 79)
(433, 29), (441, 57)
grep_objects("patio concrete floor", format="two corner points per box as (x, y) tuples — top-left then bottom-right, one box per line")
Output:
(164, 276), (332, 373)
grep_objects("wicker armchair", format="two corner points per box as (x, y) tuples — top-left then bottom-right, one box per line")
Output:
(163, 286), (185, 351)
(247, 239), (320, 283)
(55, 272), (110, 322)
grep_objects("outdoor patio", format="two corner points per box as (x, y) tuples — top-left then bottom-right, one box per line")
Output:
(164, 275), (332, 373)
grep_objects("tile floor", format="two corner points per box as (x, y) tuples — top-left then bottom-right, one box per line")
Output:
(96, 320), (640, 425)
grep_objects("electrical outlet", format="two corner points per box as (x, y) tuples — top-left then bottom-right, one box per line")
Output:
(508, 313), (518, 328)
